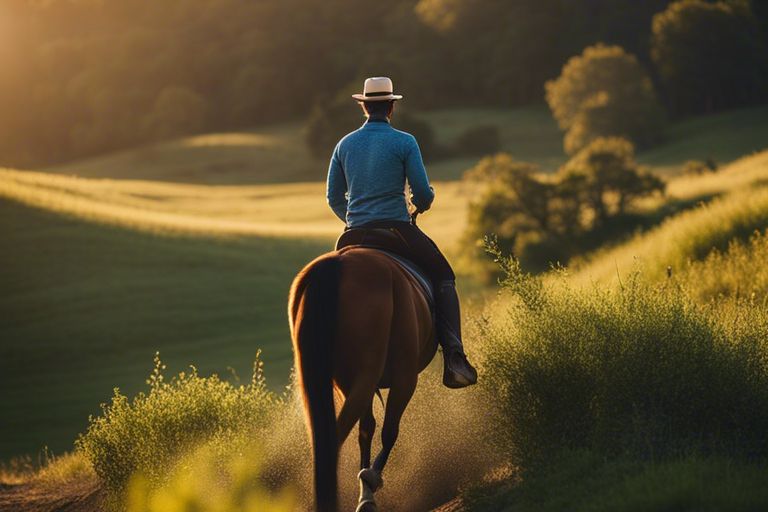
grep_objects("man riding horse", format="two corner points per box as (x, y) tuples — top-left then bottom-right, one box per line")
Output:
(326, 76), (477, 388)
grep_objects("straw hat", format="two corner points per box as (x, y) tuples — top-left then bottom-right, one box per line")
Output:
(352, 77), (403, 102)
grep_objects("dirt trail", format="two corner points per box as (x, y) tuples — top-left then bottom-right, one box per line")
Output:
(0, 478), (103, 512)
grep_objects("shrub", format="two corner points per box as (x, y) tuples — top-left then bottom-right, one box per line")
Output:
(475, 243), (768, 467)
(396, 111), (443, 161)
(682, 159), (718, 175)
(304, 94), (360, 159)
(546, 44), (666, 154)
(452, 125), (500, 157)
(76, 353), (280, 491)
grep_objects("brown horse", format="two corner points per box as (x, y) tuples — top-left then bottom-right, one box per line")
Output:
(288, 246), (437, 512)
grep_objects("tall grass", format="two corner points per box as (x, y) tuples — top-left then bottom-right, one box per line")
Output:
(679, 230), (768, 302)
(76, 353), (281, 491)
(574, 185), (768, 284)
(476, 245), (768, 468)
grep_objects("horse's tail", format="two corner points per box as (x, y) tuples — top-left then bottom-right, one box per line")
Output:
(289, 255), (341, 512)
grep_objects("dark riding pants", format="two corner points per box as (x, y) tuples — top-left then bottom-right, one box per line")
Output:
(335, 220), (455, 283)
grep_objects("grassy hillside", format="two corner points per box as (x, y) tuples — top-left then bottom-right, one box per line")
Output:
(638, 105), (768, 173)
(45, 105), (768, 184)
(0, 198), (329, 459)
(0, 166), (475, 460)
(0, 168), (470, 249)
(573, 151), (768, 284)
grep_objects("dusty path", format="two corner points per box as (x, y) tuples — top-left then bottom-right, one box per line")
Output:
(0, 478), (103, 512)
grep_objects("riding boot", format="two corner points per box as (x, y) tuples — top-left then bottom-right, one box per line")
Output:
(435, 280), (478, 388)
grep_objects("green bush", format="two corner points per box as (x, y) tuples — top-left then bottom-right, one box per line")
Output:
(476, 244), (768, 467)
(396, 112), (444, 161)
(76, 353), (280, 491)
(304, 92), (360, 159)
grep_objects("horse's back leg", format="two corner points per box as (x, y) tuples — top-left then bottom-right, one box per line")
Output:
(355, 376), (416, 512)
(372, 373), (417, 474)
(336, 377), (378, 446)
(359, 399), (376, 469)
(355, 400), (378, 512)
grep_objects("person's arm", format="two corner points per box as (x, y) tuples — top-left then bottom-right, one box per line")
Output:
(326, 142), (348, 223)
(404, 135), (435, 212)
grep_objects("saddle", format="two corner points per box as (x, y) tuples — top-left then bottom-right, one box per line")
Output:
(335, 228), (435, 309)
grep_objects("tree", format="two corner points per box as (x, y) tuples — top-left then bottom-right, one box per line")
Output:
(462, 138), (665, 273)
(559, 137), (665, 226)
(651, 0), (768, 115)
(546, 44), (666, 154)
(464, 154), (554, 235)
(462, 154), (559, 273)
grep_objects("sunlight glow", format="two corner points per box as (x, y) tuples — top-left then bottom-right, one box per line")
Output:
(182, 133), (282, 149)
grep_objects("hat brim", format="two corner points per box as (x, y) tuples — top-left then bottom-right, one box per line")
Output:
(352, 94), (403, 101)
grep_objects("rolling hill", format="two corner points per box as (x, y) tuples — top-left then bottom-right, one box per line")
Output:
(0, 197), (330, 459)
(0, 167), (470, 460)
(572, 150), (768, 284)
(44, 105), (768, 184)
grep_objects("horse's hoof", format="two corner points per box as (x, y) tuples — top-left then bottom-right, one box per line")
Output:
(356, 500), (377, 512)
(358, 468), (384, 492)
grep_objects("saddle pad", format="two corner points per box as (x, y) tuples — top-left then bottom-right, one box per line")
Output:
(377, 250), (434, 308)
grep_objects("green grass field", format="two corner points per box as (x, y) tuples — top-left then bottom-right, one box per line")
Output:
(0, 198), (328, 459)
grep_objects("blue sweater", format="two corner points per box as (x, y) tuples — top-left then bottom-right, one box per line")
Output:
(326, 118), (435, 227)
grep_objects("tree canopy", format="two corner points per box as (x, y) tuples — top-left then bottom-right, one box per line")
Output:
(651, 0), (768, 115)
(546, 45), (666, 154)
(0, 0), (766, 167)
(463, 137), (664, 273)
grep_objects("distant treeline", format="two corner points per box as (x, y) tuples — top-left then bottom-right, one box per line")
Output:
(1, 0), (766, 167)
